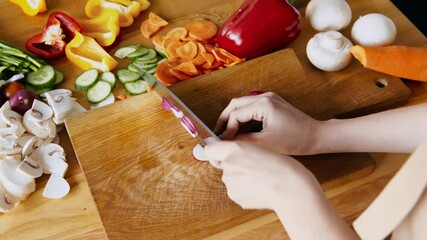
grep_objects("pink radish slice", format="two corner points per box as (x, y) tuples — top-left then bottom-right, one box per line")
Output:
(192, 144), (208, 161)
(161, 98), (183, 118)
(181, 115), (197, 137)
(161, 97), (173, 110)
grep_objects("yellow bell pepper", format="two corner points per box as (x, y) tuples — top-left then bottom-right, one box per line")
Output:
(79, 10), (120, 47)
(85, 0), (144, 27)
(9, 0), (47, 16)
(134, 0), (150, 11)
(65, 32), (118, 72)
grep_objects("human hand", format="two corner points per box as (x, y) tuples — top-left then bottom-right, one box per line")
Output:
(214, 92), (321, 155)
(204, 140), (318, 210)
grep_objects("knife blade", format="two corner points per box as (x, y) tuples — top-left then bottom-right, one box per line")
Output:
(135, 66), (219, 146)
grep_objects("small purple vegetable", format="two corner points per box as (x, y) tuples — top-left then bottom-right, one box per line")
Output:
(249, 90), (264, 96)
(9, 89), (40, 115)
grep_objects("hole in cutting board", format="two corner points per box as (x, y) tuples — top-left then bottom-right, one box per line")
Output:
(375, 79), (389, 88)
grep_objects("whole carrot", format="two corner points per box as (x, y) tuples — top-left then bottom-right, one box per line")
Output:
(350, 45), (427, 82)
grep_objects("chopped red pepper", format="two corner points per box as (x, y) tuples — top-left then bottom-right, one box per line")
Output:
(25, 12), (83, 59)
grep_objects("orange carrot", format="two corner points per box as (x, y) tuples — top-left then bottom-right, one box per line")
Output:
(173, 61), (199, 76)
(148, 12), (168, 27)
(152, 36), (165, 50)
(140, 19), (161, 38)
(350, 45), (427, 82)
(155, 61), (179, 85)
(116, 94), (129, 100)
(166, 27), (188, 40)
(185, 20), (218, 41)
(192, 54), (206, 66)
(169, 68), (191, 81)
(201, 52), (215, 67)
(166, 41), (184, 59)
(176, 41), (198, 60)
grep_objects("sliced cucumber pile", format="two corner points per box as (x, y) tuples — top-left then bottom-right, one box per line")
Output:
(74, 69), (117, 104)
(112, 44), (164, 95)
(25, 65), (65, 94)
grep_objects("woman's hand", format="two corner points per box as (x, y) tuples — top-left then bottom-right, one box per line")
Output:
(205, 141), (359, 240)
(214, 92), (322, 155)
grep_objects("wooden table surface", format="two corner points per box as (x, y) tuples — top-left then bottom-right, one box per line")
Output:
(0, 0), (426, 239)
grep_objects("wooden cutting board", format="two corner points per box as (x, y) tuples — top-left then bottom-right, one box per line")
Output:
(65, 48), (375, 239)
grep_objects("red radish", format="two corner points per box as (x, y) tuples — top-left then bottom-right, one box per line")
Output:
(181, 115), (197, 137)
(249, 91), (264, 96)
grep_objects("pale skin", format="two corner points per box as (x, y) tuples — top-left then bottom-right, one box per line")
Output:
(205, 92), (427, 239)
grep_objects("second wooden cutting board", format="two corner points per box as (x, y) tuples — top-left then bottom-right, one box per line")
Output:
(66, 48), (380, 239)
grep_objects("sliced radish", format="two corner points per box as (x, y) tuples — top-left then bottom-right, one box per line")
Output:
(90, 93), (115, 109)
(43, 173), (70, 199)
(192, 144), (209, 161)
(17, 156), (43, 178)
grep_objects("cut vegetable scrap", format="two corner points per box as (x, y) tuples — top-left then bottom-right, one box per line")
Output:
(350, 45), (427, 82)
(148, 12), (169, 27)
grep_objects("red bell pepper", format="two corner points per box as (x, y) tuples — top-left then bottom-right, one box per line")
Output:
(216, 0), (301, 60)
(25, 12), (83, 59)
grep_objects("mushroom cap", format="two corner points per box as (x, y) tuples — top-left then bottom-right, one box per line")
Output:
(43, 173), (70, 199)
(351, 13), (397, 47)
(0, 158), (36, 200)
(17, 156), (43, 179)
(30, 99), (54, 123)
(305, 0), (352, 31)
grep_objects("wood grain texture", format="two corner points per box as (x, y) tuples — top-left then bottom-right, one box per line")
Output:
(0, 0), (425, 239)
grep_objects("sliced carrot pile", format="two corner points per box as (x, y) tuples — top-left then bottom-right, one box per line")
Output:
(141, 12), (169, 39)
(141, 17), (245, 84)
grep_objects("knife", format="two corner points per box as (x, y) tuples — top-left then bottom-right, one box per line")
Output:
(135, 66), (219, 146)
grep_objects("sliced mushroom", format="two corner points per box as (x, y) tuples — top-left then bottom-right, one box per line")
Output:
(0, 127), (19, 150)
(29, 144), (68, 176)
(0, 158), (36, 200)
(30, 143), (65, 161)
(0, 110), (25, 137)
(23, 110), (52, 138)
(44, 92), (74, 121)
(21, 136), (44, 156)
(40, 89), (72, 98)
(0, 183), (18, 213)
(17, 133), (33, 147)
(17, 156), (43, 178)
(42, 173), (70, 199)
(1, 154), (22, 162)
(0, 146), (22, 157)
(29, 99), (53, 123)
(0, 102), (11, 129)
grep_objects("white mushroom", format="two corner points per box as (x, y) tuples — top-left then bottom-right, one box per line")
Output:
(17, 156), (43, 178)
(43, 173), (70, 199)
(40, 89), (72, 98)
(21, 136), (44, 156)
(0, 146), (22, 157)
(29, 99), (53, 123)
(17, 133), (33, 147)
(29, 144), (68, 176)
(351, 13), (397, 47)
(44, 92), (74, 121)
(23, 110), (55, 139)
(0, 183), (18, 213)
(0, 158), (36, 200)
(0, 110), (25, 137)
(305, 0), (352, 31)
(306, 31), (354, 71)
(0, 126), (19, 150)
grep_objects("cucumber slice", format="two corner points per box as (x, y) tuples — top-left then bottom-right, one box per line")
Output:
(116, 69), (140, 83)
(124, 80), (147, 95)
(133, 60), (158, 69)
(114, 45), (139, 59)
(26, 65), (56, 89)
(143, 72), (156, 87)
(136, 49), (157, 61)
(54, 69), (64, 85)
(147, 67), (157, 75)
(154, 46), (166, 58)
(75, 68), (99, 90)
(126, 47), (149, 58)
(99, 71), (116, 88)
(87, 81), (112, 103)
(134, 56), (159, 64)
(127, 63), (141, 75)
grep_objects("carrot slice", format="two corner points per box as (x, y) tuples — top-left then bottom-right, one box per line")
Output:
(140, 19), (161, 38)
(185, 20), (218, 41)
(204, 44), (215, 53)
(173, 61), (199, 76)
(228, 58), (246, 67)
(169, 68), (192, 81)
(155, 61), (179, 85)
(148, 12), (168, 27)
(212, 48), (228, 63)
(176, 41), (198, 60)
(200, 59), (221, 69)
(218, 48), (241, 62)
(201, 52), (215, 67)
(197, 42), (206, 53)
(192, 54), (206, 66)
(166, 27), (188, 40)
(166, 41), (184, 59)
(152, 36), (165, 50)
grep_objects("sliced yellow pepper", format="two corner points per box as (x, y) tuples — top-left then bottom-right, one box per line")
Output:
(79, 10), (120, 47)
(85, 0), (144, 27)
(65, 32), (118, 72)
(134, 0), (150, 11)
(9, 0), (47, 16)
